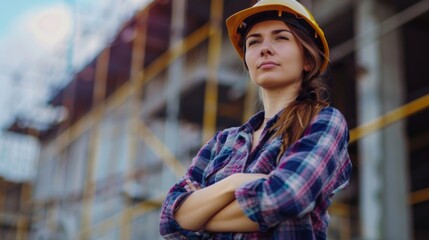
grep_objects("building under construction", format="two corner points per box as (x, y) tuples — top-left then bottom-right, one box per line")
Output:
(1, 0), (429, 239)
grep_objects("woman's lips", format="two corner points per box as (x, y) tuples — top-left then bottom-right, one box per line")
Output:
(258, 61), (279, 69)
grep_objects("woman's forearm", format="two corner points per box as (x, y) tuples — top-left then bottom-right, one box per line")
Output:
(204, 200), (259, 232)
(174, 173), (268, 231)
(174, 177), (235, 231)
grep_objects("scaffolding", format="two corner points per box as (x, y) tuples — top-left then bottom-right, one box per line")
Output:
(1, 0), (429, 239)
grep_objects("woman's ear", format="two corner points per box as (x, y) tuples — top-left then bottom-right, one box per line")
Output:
(304, 61), (312, 72)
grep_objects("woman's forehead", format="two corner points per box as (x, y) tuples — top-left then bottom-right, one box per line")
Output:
(246, 20), (291, 35)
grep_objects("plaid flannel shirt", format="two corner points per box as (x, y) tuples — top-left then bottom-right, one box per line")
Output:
(159, 107), (352, 239)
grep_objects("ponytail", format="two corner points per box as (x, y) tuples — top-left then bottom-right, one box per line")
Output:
(269, 26), (330, 161)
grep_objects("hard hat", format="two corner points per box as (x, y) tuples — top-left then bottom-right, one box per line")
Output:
(226, 0), (329, 73)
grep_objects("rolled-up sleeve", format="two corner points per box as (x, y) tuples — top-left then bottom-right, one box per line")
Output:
(235, 108), (352, 232)
(159, 131), (222, 238)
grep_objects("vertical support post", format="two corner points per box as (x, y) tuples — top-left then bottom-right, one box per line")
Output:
(356, 1), (383, 235)
(162, 0), (186, 191)
(377, 3), (412, 240)
(243, 82), (258, 123)
(0, 181), (5, 220)
(202, 0), (223, 142)
(16, 216), (28, 240)
(80, 48), (110, 240)
(16, 183), (31, 240)
(120, 10), (149, 240)
(165, 0), (186, 155)
(355, 0), (411, 239)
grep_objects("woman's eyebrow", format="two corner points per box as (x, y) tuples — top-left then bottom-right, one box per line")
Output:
(246, 29), (292, 40)
(272, 29), (292, 35)
(246, 33), (261, 41)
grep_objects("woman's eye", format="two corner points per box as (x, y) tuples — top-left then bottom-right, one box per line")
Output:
(276, 36), (289, 41)
(247, 39), (260, 47)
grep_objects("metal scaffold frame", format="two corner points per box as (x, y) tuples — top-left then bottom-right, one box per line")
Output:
(14, 0), (428, 239)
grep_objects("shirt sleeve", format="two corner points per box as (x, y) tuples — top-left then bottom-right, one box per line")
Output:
(159, 131), (223, 239)
(234, 107), (352, 232)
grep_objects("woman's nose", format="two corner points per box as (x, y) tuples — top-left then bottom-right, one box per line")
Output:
(260, 43), (273, 56)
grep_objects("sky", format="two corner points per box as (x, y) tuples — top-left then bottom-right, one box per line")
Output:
(0, 0), (152, 182)
(0, 0), (57, 38)
(0, 0), (152, 131)
(0, 1), (48, 126)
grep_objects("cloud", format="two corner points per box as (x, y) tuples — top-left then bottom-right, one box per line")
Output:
(26, 5), (73, 49)
(0, 0), (155, 130)
(0, 4), (73, 129)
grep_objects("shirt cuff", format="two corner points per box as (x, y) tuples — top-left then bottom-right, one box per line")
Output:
(234, 180), (270, 232)
(160, 191), (193, 237)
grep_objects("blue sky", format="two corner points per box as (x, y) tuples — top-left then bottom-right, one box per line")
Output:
(0, 0), (68, 130)
(0, 0), (153, 184)
(0, 0), (151, 182)
(0, 0), (151, 131)
(0, 0), (58, 37)
(0, 0), (59, 182)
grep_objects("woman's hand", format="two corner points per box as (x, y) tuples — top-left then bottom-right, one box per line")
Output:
(184, 178), (201, 192)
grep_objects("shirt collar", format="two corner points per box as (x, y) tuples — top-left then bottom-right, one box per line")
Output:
(239, 109), (284, 133)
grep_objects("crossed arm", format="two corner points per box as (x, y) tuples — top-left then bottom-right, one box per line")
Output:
(170, 108), (352, 235)
(174, 173), (268, 232)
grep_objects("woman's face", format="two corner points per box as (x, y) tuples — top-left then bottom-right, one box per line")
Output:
(244, 20), (308, 90)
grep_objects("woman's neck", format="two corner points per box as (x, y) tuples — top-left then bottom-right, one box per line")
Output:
(261, 85), (299, 118)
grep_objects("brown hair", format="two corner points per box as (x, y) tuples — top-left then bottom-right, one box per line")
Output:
(269, 25), (330, 160)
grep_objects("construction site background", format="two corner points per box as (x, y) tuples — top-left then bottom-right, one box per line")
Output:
(0, 0), (428, 239)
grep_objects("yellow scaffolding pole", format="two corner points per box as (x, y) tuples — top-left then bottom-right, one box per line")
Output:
(120, 9), (149, 240)
(410, 187), (429, 205)
(202, 0), (223, 143)
(350, 92), (429, 143)
(137, 121), (186, 177)
(76, 196), (163, 239)
(16, 183), (31, 240)
(80, 47), (110, 240)
(243, 82), (258, 123)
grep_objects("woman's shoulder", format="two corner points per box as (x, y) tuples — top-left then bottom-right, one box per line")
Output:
(318, 106), (346, 121)
(212, 126), (241, 143)
(314, 106), (348, 128)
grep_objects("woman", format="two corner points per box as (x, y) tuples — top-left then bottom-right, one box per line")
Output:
(159, 0), (352, 239)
